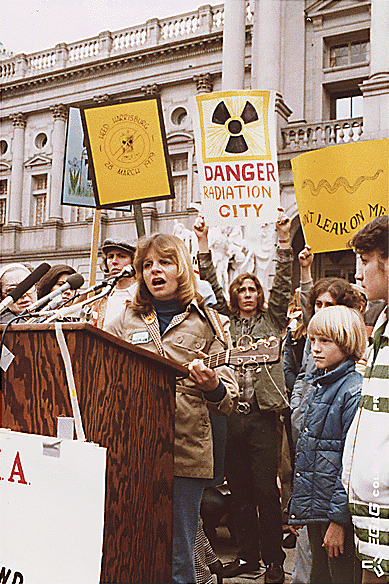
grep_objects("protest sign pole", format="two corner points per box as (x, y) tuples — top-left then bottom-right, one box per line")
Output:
(89, 208), (101, 287)
(133, 202), (146, 238)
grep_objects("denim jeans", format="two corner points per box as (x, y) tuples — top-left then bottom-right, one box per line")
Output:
(173, 476), (205, 584)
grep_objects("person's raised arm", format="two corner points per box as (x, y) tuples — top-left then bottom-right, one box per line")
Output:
(298, 245), (314, 328)
(194, 215), (230, 316)
(298, 245), (313, 284)
(276, 208), (291, 250)
(193, 215), (210, 254)
(266, 209), (293, 331)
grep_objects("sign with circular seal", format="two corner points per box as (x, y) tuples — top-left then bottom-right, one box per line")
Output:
(80, 96), (174, 208)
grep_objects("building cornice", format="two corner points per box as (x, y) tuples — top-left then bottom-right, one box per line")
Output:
(0, 32), (227, 97)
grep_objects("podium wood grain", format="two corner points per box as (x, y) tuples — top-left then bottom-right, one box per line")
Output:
(0, 323), (186, 584)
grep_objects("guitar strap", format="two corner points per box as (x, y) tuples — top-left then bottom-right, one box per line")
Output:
(203, 307), (229, 349)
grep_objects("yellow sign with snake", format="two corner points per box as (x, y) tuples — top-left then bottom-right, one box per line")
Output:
(292, 139), (388, 253)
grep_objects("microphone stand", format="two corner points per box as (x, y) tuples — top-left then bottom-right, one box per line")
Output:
(43, 283), (115, 323)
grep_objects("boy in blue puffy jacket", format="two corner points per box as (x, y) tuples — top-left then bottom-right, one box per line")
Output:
(289, 305), (367, 583)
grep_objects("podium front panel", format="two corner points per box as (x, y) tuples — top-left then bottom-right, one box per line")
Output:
(0, 324), (177, 583)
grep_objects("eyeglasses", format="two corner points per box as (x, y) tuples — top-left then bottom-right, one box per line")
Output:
(2, 285), (37, 298)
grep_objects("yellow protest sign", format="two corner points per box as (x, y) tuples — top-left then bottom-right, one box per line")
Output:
(192, 90), (280, 227)
(80, 96), (174, 207)
(292, 139), (388, 253)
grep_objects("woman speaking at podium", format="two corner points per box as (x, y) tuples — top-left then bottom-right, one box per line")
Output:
(105, 233), (238, 584)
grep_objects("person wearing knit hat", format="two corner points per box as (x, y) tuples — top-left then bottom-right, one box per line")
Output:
(36, 264), (77, 303)
(0, 263), (38, 323)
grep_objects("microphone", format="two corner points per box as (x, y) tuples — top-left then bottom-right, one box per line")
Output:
(0, 262), (51, 314)
(26, 273), (85, 313)
(118, 265), (135, 279)
(81, 265), (136, 296)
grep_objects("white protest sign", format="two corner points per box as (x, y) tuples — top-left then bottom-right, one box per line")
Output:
(0, 430), (106, 584)
(192, 90), (280, 227)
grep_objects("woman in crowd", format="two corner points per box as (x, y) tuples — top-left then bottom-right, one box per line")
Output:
(36, 264), (76, 305)
(194, 210), (292, 584)
(0, 263), (37, 323)
(283, 290), (307, 396)
(289, 305), (366, 583)
(105, 233), (238, 584)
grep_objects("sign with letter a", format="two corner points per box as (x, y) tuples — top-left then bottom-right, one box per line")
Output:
(192, 90), (280, 228)
(0, 430), (106, 584)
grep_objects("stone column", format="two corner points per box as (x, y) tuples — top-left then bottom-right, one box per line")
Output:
(8, 113), (26, 225)
(360, 0), (389, 139)
(49, 104), (68, 221)
(370, 0), (389, 76)
(252, 0), (281, 91)
(221, 0), (246, 90)
(251, 0), (291, 148)
(249, 0), (292, 290)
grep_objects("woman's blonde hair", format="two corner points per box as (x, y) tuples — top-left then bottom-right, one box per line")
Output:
(307, 305), (367, 361)
(131, 233), (203, 314)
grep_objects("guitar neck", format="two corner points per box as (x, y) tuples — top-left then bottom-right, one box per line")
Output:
(184, 338), (280, 370)
(202, 350), (229, 370)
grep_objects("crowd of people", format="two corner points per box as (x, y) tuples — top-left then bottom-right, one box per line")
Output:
(0, 213), (387, 584)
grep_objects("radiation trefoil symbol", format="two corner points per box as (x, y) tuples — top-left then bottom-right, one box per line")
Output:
(212, 100), (259, 153)
(200, 93), (270, 162)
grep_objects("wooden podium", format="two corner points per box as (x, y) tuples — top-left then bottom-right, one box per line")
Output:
(0, 323), (187, 584)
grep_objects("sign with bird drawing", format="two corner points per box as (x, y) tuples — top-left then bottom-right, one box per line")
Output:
(292, 139), (388, 253)
(192, 90), (280, 227)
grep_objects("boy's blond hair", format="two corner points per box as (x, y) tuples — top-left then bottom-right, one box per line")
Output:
(307, 305), (367, 361)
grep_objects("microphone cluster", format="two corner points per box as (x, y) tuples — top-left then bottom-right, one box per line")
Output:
(0, 263), (51, 315)
(0, 262), (135, 320)
(25, 273), (85, 314)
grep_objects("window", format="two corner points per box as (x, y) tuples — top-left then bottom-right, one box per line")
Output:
(0, 198), (6, 225)
(330, 40), (369, 68)
(171, 107), (188, 127)
(35, 133), (48, 149)
(35, 195), (47, 225)
(76, 207), (86, 222)
(0, 140), (8, 156)
(168, 154), (188, 212)
(335, 95), (363, 119)
(0, 180), (7, 225)
(32, 173), (48, 225)
(0, 179), (7, 196)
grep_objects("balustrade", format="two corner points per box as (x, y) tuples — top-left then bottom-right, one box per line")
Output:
(281, 118), (364, 151)
(1, 2), (255, 81)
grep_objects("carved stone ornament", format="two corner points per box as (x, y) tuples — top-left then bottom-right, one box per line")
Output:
(50, 104), (69, 121)
(9, 113), (27, 128)
(141, 83), (160, 95)
(93, 94), (111, 103)
(193, 73), (213, 94)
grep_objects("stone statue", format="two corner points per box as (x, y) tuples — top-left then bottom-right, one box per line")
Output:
(173, 217), (277, 301)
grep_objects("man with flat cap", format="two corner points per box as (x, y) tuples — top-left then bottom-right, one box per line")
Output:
(91, 238), (136, 328)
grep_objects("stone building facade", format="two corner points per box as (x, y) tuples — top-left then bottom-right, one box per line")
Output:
(0, 0), (388, 287)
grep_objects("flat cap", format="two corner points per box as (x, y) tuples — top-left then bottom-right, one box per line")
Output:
(102, 239), (136, 255)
